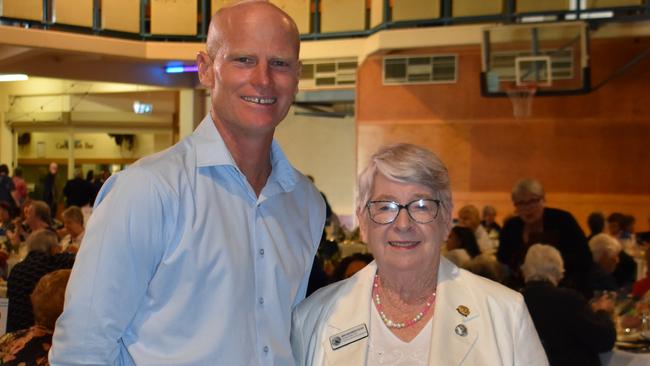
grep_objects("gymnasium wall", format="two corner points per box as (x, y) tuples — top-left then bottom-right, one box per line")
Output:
(356, 36), (650, 230)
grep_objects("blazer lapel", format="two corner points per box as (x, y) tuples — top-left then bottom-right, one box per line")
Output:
(321, 262), (376, 366)
(429, 258), (480, 365)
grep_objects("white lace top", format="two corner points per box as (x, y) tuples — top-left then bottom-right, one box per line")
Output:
(366, 302), (433, 365)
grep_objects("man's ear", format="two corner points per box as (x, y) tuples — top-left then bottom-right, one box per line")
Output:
(197, 51), (214, 88)
(294, 60), (302, 97)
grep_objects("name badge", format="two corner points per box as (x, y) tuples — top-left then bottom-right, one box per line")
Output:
(329, 324), (369, 350)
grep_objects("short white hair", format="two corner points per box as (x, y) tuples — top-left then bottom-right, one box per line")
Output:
(357, 143), (453, 234)
(511, 178), (545, 202)
(444, 248), (471, 269)
(521, 244), (565, 285)
(26, 229), (59, 253)
(589, 233), (621, 262)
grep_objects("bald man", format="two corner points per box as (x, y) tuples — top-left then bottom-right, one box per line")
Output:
(50, 2), (325, 365)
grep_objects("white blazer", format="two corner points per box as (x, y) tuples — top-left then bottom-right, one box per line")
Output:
(291, 258), (549, 366)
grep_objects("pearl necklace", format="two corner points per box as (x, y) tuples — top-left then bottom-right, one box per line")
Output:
(372, 274), (436, 329)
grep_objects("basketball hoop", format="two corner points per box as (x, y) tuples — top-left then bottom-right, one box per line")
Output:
(506, 83), (537, 118)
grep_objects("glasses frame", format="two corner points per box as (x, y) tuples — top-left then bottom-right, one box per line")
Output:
(514, 197), (543, 209)
(365, 198), (441, 225)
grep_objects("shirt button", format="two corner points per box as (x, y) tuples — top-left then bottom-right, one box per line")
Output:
(259, 297), (264, 305)
(259, 248), (265, 256)
(263, 345), (269, 353)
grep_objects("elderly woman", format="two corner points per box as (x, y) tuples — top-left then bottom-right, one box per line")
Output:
(497, 178), (592, 292)
(457, 205), (494, 255)
(586, 233), (622, 295)
(292, 144), (547, 365)
(0, 269), (71, 365)
(522, 244), (616, 366)
(6, 229), (75, 332)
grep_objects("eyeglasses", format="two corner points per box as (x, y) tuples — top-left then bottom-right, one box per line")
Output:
(514, 197), (542, 208)
(366, 199), (441, 225)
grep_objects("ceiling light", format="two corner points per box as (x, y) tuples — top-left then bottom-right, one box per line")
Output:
(165, 65), (198, 74)
(0, 74), (29, 82)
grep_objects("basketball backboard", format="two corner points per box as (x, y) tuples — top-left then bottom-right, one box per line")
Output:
(481, 21), (590, 96)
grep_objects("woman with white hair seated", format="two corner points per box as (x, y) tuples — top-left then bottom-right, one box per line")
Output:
(586, 233), (621, 296)
(6, 229), (75, 332)
(522, 244), (616, 366)
(292, 143), (547, 365)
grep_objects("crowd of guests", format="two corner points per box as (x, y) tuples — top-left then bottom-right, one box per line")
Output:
(1, 158), (650, 365)
(0, 162), (111, 363)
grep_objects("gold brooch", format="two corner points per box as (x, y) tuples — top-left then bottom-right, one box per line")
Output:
(456, 305), (470, 317)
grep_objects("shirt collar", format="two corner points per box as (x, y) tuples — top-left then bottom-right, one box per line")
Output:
(193, 114), (297, 193)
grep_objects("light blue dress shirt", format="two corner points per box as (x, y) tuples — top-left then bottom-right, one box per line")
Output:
(50, 116), (326, 365)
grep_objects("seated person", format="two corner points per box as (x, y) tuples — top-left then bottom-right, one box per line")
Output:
(6, 230), (75, 332)
(466, 253), (505, 283)
(0, 202), (13, 235)
(445, 226), (481, 259)
(521, 244), (616, 366)
(586, 212), (605, 242)
(58, 206), (85, 253)
(632, 248), (650, 298)
(457, 205), (494, 255)
(481, 205), (501, 234)
(331, 253), (373, 282)
(292, 143), (547, 365)
(443, 247), (471, 269)
(0, 269), (71, 365)
(6, 200), (54, 255)
(587, 233), (622, 297)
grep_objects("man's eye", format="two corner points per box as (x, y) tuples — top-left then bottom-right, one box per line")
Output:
(270, 60), (289, 67)
(235, 57), (254, 64)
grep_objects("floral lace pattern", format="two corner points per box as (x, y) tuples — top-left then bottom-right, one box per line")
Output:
(0, 325), (52, 365)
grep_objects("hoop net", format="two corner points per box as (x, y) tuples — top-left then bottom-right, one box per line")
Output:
(506, 84), (537, 118)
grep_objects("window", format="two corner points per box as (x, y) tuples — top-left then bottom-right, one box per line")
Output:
(383, 55), (458, 85)
(300, 58), (358, 89)
(489, 49), (574, 82)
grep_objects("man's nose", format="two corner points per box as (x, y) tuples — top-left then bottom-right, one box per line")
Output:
(251, 63), (271, 88)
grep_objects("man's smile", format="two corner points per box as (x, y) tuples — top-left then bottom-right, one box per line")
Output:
(241, 96), (277, 105)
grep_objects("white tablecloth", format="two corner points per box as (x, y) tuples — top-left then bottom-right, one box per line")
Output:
(600, 349), (650, 366)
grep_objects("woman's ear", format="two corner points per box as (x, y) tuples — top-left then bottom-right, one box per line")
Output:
(356, 208), (367, 243)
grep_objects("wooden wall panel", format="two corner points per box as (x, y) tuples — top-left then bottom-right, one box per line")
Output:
(453, 0), (504, 17)
(102, 0), (140, 33)
(586, 0), (644, 8)
(370, 0), (385, 28)
(392, 0), (440, 21)
(517, 0), (569, 13)
(358, 122), (473, 192)
(53, 0), (93, 27)
(210, 0), (310, 34)
(321, 0), (365, 33)
(356, 37), (650, 229)
(272, 0), (311, 35)
(150, 0), (197, 36)
(0, 0), (42, 21)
